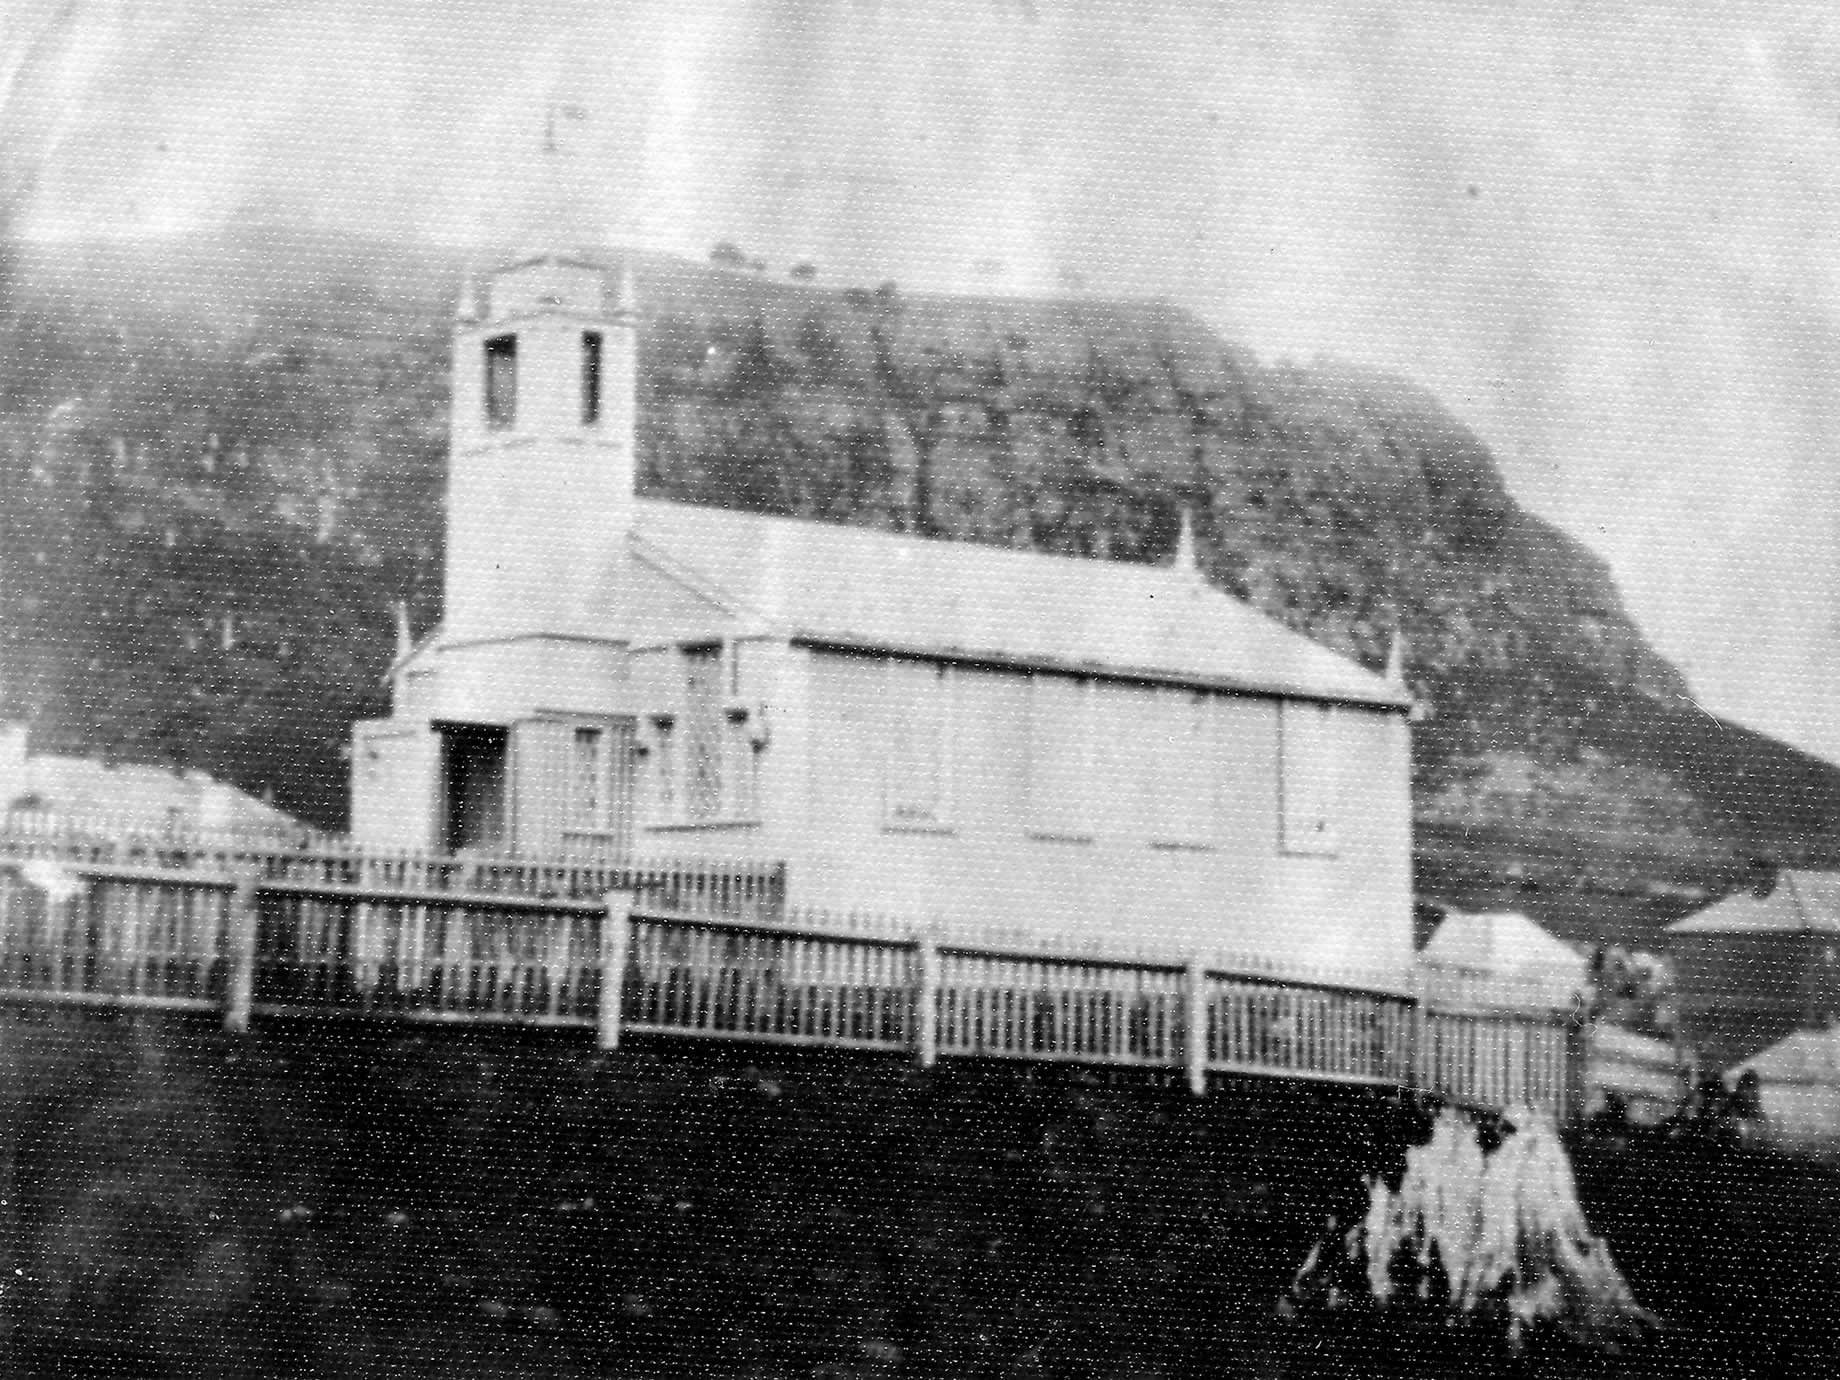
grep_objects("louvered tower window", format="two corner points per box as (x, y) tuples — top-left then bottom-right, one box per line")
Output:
(484, 334), (517, 428)
(581, 331), (603, 424)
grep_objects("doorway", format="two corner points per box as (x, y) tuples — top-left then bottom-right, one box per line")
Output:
(439, 723), (509, 853)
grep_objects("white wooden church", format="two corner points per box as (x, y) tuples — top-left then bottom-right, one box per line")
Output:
(350, 244), (1416, 972)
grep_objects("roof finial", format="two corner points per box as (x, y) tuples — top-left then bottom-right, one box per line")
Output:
(521, 100), (595, 260)
(455, 271), (481, 324)
(1173, 506), (1200, 576)
(613, 254), (638, 322)
(1385, 626), (1407, 684)
(393, 600), (413, 663)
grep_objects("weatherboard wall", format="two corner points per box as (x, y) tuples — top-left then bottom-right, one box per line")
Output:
(1671, 931), (1840, 1070)
(778, 647), (1412, 969)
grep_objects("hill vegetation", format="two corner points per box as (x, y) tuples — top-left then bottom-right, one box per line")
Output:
(3, 228), (1837, 947)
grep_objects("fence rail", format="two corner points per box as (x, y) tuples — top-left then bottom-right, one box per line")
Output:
(0, 853), (1584, 1120)
(0, 819), (785, 914)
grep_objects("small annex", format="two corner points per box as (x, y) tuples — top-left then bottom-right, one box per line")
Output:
(351, 244), (1415, 973)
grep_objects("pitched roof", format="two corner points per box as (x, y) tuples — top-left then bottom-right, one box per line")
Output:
(7, 752), (303, 835)
(627, 499), (1408, 708)
(1667, 871), (1840, 936)
(1733, 1025), (1840, 1084)
(1419, 909), (1586, 975)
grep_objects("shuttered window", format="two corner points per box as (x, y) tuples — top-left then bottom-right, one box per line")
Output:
(683, 645), (725, 820)
(651, 718), (677, 818)
(885, 660), (953, 827)
(1027, 674), (1093, 839)
(1151, 688), (1215, 846)
(570, 727), (605, 829)
(1280, 700), (1340, 855)
(728, 708), (760, 819)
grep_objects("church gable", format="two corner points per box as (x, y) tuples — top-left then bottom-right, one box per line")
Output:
(615, 538), (762, 645)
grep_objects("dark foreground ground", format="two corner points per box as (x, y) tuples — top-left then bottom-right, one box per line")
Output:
(1, 1007), (1834, 1379)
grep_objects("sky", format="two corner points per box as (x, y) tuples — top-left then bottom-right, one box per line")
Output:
(4, 0), (1840, 764)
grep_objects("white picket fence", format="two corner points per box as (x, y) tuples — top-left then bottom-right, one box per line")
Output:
(0, 848), (1585, 1119)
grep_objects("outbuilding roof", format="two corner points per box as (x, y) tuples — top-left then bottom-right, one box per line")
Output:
(5, 752), (304, 836)
(1666, 871), (1840, 936)
(627, 498), (1409, 709)
(1733, 1025), (1840, 1084)
(1419, 909), (1586, 975)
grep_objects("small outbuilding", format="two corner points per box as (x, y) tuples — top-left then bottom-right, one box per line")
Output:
(1666, 870), (1840, 1070)
(1727, 1025), (1840, 1158)
(1, 720), (307, 844)
(1417, 908), (1589, 1009)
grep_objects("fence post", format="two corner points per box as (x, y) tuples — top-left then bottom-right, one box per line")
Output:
(1563, 1007), (1592, 1128)
(1183, 958), (1208, 1098)
(223, 868), (259, 1034)
(1407, 997), (1426, 1100)
(598, 890), (633, 1052)
(914, 935), (939, 1069)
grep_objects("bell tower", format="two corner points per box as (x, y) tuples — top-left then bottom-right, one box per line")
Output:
(442, 99), (635, 648)
(352, 106), (643, 855)
(443, 250), (637, 646)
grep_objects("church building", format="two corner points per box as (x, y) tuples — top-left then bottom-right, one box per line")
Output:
(350, 246), (1416, 971)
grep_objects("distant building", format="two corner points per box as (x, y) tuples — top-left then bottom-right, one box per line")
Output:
(1419, 909), (1689, 1124)
(1417, 909), (1589, 1010)
(0, 720), (307, 843)
(1667, 869), (1840, 1069)
(1727, 1025), (1840, 1157)
(349, 245), (1415, 970)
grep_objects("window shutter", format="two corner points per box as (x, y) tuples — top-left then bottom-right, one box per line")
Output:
(1280, 701), (1339, 854)
(509, 718), (572, 856)
(885, 660), (951, 825)
(1027, 675), (1092, 838)
(682, 646), (726, 820)
(1153, 688), (1215, 845)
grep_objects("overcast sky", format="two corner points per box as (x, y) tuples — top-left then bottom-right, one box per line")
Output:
(5, 0), (1840, 764)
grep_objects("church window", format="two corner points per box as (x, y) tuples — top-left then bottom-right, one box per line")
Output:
(484, 334), (517, 428)
(650, 717), (677, 817)
(884, 660), (953, 828)
(644, 643), (763, 826)
(728, 707), (761, 819)
(1280, 701), (1340, 855)
(1027, 673), (1093, 840)
(570, 727), (605, 830)
(682, 644), (725, 820)
(581, 331), (603, 425)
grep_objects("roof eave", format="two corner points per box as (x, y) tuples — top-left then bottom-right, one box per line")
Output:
(384, 623), (444, 681)
(786, 630), (1412, 710)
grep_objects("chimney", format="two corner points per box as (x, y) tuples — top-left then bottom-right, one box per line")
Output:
(394, 600), (414, 662)
(1172, 507), (1199, 577)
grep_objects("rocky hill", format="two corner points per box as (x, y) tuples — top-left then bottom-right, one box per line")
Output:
(3, 227), (1836, 945)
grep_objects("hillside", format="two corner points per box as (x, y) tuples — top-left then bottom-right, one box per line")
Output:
(3, 227), (1837, 946)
